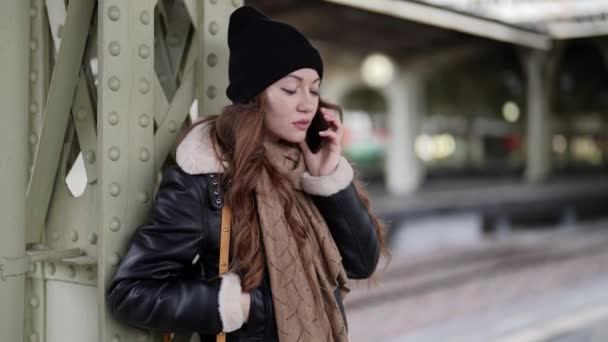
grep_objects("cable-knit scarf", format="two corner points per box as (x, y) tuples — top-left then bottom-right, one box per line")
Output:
(256, 140), (350, 342)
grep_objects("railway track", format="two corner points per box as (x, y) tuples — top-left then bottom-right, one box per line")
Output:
(345, 226), (608, 311)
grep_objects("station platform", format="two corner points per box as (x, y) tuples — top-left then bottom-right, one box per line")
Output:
(365, 176), (608, 237)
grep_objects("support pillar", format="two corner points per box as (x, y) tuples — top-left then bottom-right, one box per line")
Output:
(0, 1), (29, 341)
(385, 69), (424, 194)
(522, 50), (552, 183)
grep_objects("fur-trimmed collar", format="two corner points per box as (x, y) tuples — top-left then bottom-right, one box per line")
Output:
(175, 119), (355, 196)
(175, 122), (226, 175)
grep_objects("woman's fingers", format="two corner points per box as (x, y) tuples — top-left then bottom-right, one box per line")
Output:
(319, 129), (340, 144)
(320, 107), (343, 137)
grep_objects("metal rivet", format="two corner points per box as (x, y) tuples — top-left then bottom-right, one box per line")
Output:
(223, 228), (228, 232)
(138, 192), (149, 204)
(47, 262), (56, 275)
(109, 253), (121, 266)
(89, 232), (98, 245)
(68, 265), (76, 278)
(221, 261), (227, 266)
(139, 148), (150, 162)
(108, 147), (120, 161)
(139, 114), (150, 128)
(140, 11), (150, 25)
(29, 133), (38, 145)
(138, 44), (150, 59)
(139, 79), (150, 94)
(212, 180), (218, 185)
(30, 296), (39, 308)
(29, 102), (38, 114)
(108, 76), (120, 91)
(209, 21), (219, 36)
(216, 199), (221, 204)
(76, 110), (87, 121)
(168, 121), (178, 133)
(209, 174), (214, 178)
(51, 231), (59, 241)
(206, 86), (217, 99)
(108, 6), (120, 21)
(29, 332), (39, 342)
(109, 41), (120, 56)
(86, 150), (96, 164)
(108, 111), (119, 125)
(110, 217), (121, 232)
(207, 53), (218, 67)
(214, 190), (219, 195)
(30, 71), (38, 82)
(30, 39), (37, 51)
(71, 231), (79, 242)
(109, 183), (121, 197)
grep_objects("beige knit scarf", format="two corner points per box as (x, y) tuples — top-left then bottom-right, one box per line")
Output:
(255, 140), (350, 342)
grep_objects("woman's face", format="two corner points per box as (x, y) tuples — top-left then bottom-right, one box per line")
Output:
(261, 68), (320, 143)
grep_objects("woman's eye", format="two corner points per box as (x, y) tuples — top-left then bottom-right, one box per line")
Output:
(311, 90), (320, 96)
(282, 89), (296, 95)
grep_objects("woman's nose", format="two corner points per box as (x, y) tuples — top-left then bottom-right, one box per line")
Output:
(298, 93), (317, 113)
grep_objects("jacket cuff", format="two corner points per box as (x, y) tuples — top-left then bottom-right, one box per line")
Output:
(301, 157), (354, 196)
(218, 272), (244, 333)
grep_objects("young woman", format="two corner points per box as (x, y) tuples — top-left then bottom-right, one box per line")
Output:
(108, 6), (388, 342)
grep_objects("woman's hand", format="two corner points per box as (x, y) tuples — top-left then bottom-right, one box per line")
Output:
(299, 107), (344, 176)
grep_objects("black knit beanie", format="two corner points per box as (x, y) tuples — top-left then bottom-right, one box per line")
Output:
(226, 6), (324, 104)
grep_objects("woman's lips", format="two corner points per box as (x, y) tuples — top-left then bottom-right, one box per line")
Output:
(292, 120), (310, 130)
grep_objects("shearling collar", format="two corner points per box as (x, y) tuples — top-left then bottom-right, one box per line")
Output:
(175, 119), (355, 196)
(175, 121), (226, 175)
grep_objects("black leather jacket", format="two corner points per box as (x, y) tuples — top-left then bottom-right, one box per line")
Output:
(107, 164), (380, 341)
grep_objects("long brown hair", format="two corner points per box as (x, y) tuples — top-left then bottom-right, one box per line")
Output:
(183, 96), (390, 291)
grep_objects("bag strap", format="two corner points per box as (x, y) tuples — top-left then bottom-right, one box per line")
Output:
(216, 205), (233, 342)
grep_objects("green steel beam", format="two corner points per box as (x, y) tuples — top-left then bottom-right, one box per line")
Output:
(26, 0), (95, 244)
(98, 1), (159, 341)
(0, 2), (29, 342)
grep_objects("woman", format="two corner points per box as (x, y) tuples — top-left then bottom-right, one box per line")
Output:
(107, 6), (387, 342)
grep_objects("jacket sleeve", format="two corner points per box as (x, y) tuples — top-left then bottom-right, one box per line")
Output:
(107, 165), (244, 334)
(301, 157), (381, 279)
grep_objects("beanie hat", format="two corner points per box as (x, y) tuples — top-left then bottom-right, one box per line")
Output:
(226, 6), (324, 104)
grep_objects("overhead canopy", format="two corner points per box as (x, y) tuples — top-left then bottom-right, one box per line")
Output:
(247, 0), (551, 55)
(422, 0), (608, 39)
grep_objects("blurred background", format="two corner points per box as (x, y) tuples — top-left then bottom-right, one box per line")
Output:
(240, 1), (608, 341)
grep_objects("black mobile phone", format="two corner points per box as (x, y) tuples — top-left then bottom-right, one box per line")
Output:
(305, 109), (330, 154)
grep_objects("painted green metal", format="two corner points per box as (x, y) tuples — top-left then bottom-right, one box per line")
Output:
(0, 3), (29, 342)
(72, 74), (99, 184)
(29, 0), (50, 180)
(3, 0), (243, 340)
(196, 0), (241, 118)
(98, 1), (160, 341)
(154, 61), (196, 172)
(26, 0), (95, 244)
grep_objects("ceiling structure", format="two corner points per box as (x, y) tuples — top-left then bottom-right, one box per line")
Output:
(245, 0), (547, 60)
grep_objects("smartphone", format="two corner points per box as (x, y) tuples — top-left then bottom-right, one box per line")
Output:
(305, 108), (330, 154)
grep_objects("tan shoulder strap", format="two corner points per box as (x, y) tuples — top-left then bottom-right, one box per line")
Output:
(219, 205), (232, 275)
(217, 205), (232, 342)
